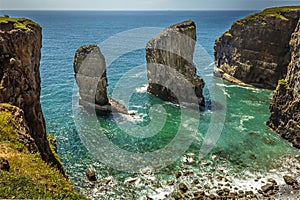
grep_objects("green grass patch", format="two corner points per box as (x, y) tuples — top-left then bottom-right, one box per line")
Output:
(276, 79), (292, 91)
(239, 6), (300, 22)
(0, 104), (86, 199)
(0, 15), (39, 30)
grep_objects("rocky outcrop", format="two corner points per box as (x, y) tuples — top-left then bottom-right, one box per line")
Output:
(0, 104), (38, 153)
(146, 20), (205, 107)
(267, 19), (300, 148)
(74, 45), (128, 114)
(214, 7), (300, 89)
(0, 16), (53, 161)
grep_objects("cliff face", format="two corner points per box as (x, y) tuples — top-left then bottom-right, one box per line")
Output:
(214, 7), (300, 89)
(146, 20), (205, 107)
(0, 17), (51, 161)
(74, 45), (128, 114)
(267, 19), (300, 148)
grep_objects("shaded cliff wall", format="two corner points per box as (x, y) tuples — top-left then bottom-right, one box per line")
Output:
(267, 19), (300, 148)
(0, 17), (52, 161)
(146, 20), (205, 107)
(214, 7), (300, 89)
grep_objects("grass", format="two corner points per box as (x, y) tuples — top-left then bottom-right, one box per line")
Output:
(0, 104), (86, 199)
(0, 15), (39, 30)
(276, 79), (291, 91)
(239, 6), (300, 22)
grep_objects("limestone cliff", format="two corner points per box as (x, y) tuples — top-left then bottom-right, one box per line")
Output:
(214, 7), (300, 89)
(0, 16), (53, 161)
(146, 20), (205, 107)
(74, 45), (127, 114)
(267, 19), (300, 148)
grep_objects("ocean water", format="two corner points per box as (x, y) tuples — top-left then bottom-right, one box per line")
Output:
(2, 11), (300, 198)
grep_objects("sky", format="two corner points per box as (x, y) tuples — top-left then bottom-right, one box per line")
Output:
(0, 0), (299, 10)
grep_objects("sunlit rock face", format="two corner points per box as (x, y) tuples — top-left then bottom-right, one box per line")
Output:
(146, 20), (205, 108)
(214, 7), (300, 89)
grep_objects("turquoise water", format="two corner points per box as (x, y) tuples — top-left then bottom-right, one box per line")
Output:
(2, 11), (300, 198)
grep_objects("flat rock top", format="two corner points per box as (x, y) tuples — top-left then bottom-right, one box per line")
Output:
(0, 16), (39, 31)
(238, 6), (300, 22)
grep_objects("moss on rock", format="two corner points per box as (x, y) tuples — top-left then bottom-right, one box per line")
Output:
(0, 104), (85, 199)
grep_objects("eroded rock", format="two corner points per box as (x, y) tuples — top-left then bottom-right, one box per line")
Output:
(0, 16), (52, 162)
(267, 19), (300, 148)
(214, 7), (300, 89)
(146, 20), (205, 107)
(74, 45), (128, 114)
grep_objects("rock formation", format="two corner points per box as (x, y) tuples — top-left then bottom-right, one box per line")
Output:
(267, 19), (300, 148)
(0, 16), (53, 161)
(214, 7), (300, 89)
(74, 45), (127, 114)
(146, 20), (205, 107)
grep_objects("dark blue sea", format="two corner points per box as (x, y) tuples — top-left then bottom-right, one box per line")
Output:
(2, 11), (300, 199)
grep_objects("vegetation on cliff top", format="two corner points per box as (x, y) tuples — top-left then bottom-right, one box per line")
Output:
(0, 15), (39, 30)
(0, 104), (85, 199)
(239, 6), (300, 22)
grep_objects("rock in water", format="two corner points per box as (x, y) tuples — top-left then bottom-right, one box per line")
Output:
(85, 168), (97, 181)
(146, 20), (205, 107)
(214, 7), (300, 89)
(74, 45), (128, 114)
(74, 45), (109, 106)
(0, 17), (52, 162)
(268, 19), (300, 149)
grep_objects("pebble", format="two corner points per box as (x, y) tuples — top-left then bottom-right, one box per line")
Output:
(85, 168), (97, 181)
(178, 183), (188, 193)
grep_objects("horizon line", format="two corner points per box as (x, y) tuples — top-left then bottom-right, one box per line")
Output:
(0, 9), (259, 12)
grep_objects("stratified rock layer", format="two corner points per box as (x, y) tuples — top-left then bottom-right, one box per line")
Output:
(74, 45), (128, 114)
(214, 7), (300, 89)
(267, 19), (300, 148)
(146, 20), (205, 107)
(0, 17), (52, 161)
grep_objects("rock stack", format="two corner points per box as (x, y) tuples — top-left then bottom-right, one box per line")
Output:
(146, 20), (205, 107)
(74, 45), (127, 114)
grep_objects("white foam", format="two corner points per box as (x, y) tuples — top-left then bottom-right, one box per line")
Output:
(135, 84), (148, 93)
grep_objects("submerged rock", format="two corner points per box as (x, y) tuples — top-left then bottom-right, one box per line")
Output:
(214, 6), (300, 89)
(146, 20), (205, 107)
(283, 175), (299, 189)
(74, 45), (128, 114)
(85, 168), (97, 181)
(267, 19), (300, 148)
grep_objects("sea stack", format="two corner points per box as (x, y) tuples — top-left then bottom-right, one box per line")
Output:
(146, 20), (205, 107)
(267, 19), (300, 149)
(0, 16), (52, 161)
(74, 45), (127, 114)
(214, 7), (300, 89)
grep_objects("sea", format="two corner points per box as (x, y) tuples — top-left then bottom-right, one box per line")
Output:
(2, 11), (300, 199)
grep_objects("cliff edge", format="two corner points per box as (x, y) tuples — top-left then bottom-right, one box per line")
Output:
(214, 6), (300, 89)
(0, 16), (52, 161)
(267, 19), (300, 148)
(0, 16), (84, 199)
